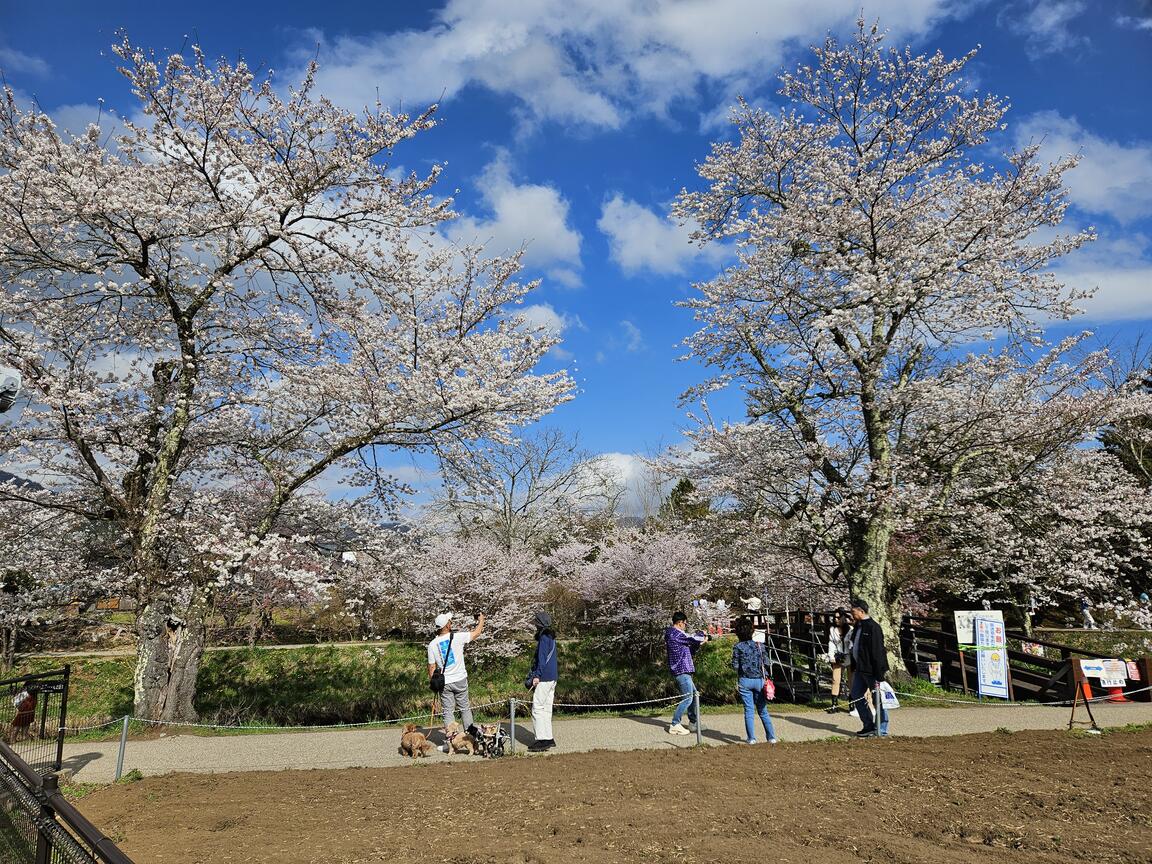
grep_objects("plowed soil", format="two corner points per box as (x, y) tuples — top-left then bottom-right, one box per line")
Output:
(82, 728), (1152, 864)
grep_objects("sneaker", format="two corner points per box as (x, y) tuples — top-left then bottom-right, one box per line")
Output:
(855, 728), (877, 738)
(848, 708), (859, 718)
(668, 723), (691, 735)
(746, 738), (758, 745)
(824, 705), (840, 714)
(769, 738), (778, 744)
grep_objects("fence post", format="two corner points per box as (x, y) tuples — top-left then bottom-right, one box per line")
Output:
(508, 699), (516, 755)
(34, 774), (58, 864)
(693, 690), (703, 746)
(55, 665), (70, 771)
(114, 715), (129, 781)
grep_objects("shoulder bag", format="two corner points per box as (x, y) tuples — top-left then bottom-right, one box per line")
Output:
(430, 633), (451, 693)
(758, 642), (776, 701)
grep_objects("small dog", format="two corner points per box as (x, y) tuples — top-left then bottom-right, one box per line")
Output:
(474, 723), (505, 758)
(399, 723), (435, 758)
(442, 721), (477, 756)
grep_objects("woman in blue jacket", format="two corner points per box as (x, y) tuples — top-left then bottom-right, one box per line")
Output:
(527, 611), (558, 752)
(731, 617), (778, 744)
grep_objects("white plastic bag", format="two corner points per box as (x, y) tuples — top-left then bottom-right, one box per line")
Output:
(878, 681), (901, 709)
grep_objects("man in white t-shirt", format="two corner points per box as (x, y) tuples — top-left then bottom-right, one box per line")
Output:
(427, 611), (485, 734)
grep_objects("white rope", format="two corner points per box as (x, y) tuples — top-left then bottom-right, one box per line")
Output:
(62, 717), (125, 733)
(64, 698), (516, 735)
(548, 693), (688, 709)
(892, 683), (1152, 708)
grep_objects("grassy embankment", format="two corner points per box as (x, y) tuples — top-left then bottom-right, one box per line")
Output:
(13, 636), (986, 739)
(14, 639), (746, 735)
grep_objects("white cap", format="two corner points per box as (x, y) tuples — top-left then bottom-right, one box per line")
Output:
(434, 612), (453, 629)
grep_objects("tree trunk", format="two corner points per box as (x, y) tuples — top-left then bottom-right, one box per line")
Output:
(1, 626), (14, 673)
(246, 597), (262, 648)
(846, 514), (906, 676)
(133, 593), (208, 722)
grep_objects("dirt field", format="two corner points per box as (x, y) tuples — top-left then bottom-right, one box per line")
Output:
(82, 728), (1152, 864)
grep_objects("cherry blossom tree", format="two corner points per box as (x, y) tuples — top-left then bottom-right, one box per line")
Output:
(429, 427), (622, 553)
(393, 534), (545, 658)
(547, 525), (708, 649)
(0, 489), (118, 669)
(924, 451), (1152, 633)
(0, 41), (572, 720)
(674, 22), (1100, 654)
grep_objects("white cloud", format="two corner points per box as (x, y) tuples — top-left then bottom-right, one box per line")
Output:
(515, 303), (582, 360)
(517, 303), (583, 335)
(1116, 15), (1152, 31)
(1015, 112), (1152, 223)
(598, 194), (729, 275)
(599, 451), (671, 516)
(0, 47), (49, 77)
(1053, 233), (1152, 322)
(293, 0), (962, 129)
(446, 151), (582, 284)
(620, 320), (645, 353)
(1002, 0), (1088, 58)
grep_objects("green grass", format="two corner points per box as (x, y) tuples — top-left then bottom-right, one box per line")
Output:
(11, 636), (983, 738)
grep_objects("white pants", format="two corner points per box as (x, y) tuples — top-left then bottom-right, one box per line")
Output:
(532, 680), (556, 741)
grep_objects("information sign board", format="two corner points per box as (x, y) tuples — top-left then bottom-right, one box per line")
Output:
(974, 616), (1010, 699)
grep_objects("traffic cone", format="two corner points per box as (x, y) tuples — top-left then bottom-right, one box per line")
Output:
(1080, 680), (1093, 702)
(1106, 685), (1130, 703)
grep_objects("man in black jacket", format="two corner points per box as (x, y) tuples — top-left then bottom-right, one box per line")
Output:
(848, 598), (890, 738)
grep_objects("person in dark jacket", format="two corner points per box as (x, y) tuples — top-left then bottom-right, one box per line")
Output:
(730, 617), (777, 744)
(848, 598), (890, 737)
(665, 611), (708, 735)
(527, 611), (558, 752)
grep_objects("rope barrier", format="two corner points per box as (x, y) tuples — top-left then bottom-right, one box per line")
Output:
(891, 683), (1152, 708)
(61, 683), (1152, 737)
(64, 698), (516, 735)
(549, 693), (687, 709)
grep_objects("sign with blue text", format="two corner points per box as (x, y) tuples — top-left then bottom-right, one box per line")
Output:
(975, 616), (1010, 699)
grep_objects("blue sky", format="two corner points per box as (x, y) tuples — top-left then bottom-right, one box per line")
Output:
(2, 0), (1151, 503)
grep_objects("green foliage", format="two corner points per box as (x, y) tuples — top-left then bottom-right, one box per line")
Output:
(659, 478), (711, 523)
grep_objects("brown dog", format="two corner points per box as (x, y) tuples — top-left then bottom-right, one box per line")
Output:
(399, 723), (435, 758)
(442, 721), (477, 756)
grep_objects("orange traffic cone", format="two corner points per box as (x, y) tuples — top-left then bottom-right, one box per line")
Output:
(1081, 680), (1093, 702)
(1106, 685), (1130, 703)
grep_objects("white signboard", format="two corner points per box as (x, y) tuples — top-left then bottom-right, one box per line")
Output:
(1081, 658), (1127, 689)
(975, 616), (1010, 699)
(954, 609), (1004, 645)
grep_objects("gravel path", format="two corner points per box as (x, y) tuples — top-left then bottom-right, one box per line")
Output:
(60, 699), (1152, 783)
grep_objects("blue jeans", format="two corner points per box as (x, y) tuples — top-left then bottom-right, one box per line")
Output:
(671, 673), (697, 724)
(850, 673), (889, 736)
(736, 677), (776, 742)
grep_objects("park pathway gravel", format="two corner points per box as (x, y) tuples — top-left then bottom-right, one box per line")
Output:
(59, 699), (1152, 783)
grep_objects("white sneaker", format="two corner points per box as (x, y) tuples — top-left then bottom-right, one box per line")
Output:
(769, 738), (778, 744)
(746, 738), (757, 745)
(848, 708), (859, 718)
(668, 723), (691, 735)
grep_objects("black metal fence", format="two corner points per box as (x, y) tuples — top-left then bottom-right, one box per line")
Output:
(0, 741), (134, 864)
(0, 668), (69, 774)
